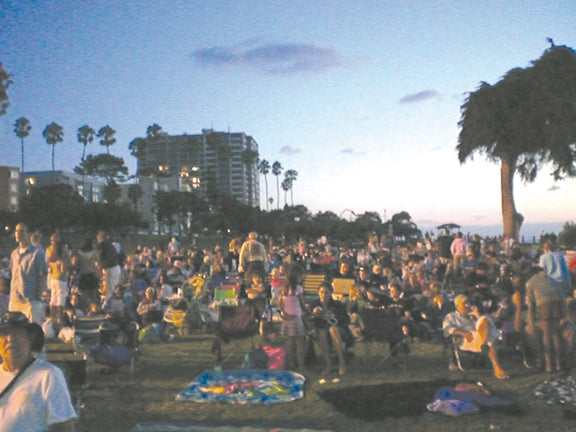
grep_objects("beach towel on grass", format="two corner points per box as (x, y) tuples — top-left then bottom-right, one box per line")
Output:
(176, 369), (305, 404)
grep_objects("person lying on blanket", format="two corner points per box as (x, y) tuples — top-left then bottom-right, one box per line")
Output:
(443, 294), (509, 380)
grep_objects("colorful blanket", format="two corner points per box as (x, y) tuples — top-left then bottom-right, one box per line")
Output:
(176, 369), (305, 404)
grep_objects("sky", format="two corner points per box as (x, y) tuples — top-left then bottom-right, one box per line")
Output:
(1, 0), (575, 238)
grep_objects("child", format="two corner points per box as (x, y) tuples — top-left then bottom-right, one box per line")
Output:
(278, 270), (308, 371)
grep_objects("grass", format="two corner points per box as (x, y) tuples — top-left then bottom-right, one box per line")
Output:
(46, 327), (576, 432)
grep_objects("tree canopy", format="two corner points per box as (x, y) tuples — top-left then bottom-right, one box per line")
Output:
(457, 44), (576, 238)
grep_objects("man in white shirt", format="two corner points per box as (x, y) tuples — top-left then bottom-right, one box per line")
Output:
(0, 311), (77, 431)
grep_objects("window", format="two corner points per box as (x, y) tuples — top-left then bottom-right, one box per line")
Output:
(10, 170), (19, 179)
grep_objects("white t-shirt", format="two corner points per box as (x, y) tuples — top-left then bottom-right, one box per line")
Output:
(0, 358), (77, 431)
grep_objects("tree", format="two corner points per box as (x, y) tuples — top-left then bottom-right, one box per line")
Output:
(43, 122), (64, 173)
(258, 159), (271, 211)
(281, 177), (291, 208)
(74, 153), (129, 204)
(457, 45), (576, 239)
(97, 125), (116, 154)
(14, 117), (31, 172)
(284, 169), (298, 206)
(77, 125), (95, 161)
(271, 161), (283, 210)
(19, 184), (84, 232)
(0, 63), (11, 116)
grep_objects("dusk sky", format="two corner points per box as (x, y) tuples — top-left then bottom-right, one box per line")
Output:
(1, 1), (575, 237)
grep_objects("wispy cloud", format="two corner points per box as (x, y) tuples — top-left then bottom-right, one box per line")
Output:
(280, 145), (301, 156)
(399, 90), (440, 105)
(547, 185), (561, 192)
(341, 148), (365, 155)
(192, 41), (344, 75)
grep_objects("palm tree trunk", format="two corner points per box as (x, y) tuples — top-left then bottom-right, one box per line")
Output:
(500, 155), (519, 239)
(20, 138), (24, 172)
(264, 176), (269, 211)
(52, 145), (55, 172)
(276, 177), (280, 210)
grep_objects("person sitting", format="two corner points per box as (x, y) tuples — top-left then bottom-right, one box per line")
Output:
(443, 294), (509, 379)
(136, 287), (162, 325)
(309, 282), (352, 376)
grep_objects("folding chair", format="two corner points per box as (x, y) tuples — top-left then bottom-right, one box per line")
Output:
(211, 303), (261, 366)
(73, 315), (109, 347)
(360, 307), (410, 371)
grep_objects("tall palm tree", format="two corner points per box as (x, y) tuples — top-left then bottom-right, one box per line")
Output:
(43, 122), (64, 173)
(281, 178), (291, 208)
(14, 117), (31, 172)
(457, 45), (576, 238)
(0, 63), (11, 116)
(97, 125), (116, 154)
(271, 161), (283, 210)
(77, 124), (95, 161)
(258, 159), (271, 210)
(284, 169), (298, 206)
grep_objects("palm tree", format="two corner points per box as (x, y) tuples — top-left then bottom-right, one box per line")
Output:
(97, 125), (116, 154)
(258, 159), (271, 210)
(42, 122), (64, 173)
(77, 125), (95, 161)
(14, 117), (31, 172)
(284, 169), (298, 206)
(457, 45), (576, 239)
(0, 63), (11, 116)
(271, 161), (283, 210)
(281, 178), (291, 208)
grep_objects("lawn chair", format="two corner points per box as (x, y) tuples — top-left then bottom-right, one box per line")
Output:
(211, 303), (261, 366)
(360, 307), (410, 371)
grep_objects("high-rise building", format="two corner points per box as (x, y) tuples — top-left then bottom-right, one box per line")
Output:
(0, 166), (21, 211)
(133, 129), (260, 208)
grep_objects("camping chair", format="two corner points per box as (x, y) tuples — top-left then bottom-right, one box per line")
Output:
(450, 323), (532, 373)
(73, 315), (110, 347)
(213, 284), (238, 308)
(332, 278), (355, 301)
(360, 307), (410, 371)
(211, 303), (261, 366)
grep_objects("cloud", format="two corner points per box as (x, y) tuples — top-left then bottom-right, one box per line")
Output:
(547, 185), (561, 191)
(398, 90), (440, 105)
(192, 41), (344, 75)
(280, 145), (301, 156)
(341, 148), (365, 155)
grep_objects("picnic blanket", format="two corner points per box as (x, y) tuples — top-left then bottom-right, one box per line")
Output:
(534, 375), (576, 406)
(131, 424), (331, 432)
(176, 369), (305, 404)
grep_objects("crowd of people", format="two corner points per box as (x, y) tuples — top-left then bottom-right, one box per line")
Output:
(1, 223), (576, 430)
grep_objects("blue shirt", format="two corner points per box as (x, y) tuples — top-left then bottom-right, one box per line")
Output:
(10, 245), (46, 301)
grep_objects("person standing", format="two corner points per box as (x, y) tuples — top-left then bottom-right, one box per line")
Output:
(46, 233), (69, 333)
(526, 267), (566, 372)
(539, 241), (572, 297)
(0, 311), (77, 431)
(9, 223), (47, 325)
(96, 231), (121, 303)
(450, 232), (469, 279)
(238, 232), (267, 280)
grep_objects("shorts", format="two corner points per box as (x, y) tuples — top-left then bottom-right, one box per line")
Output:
(49, 278), (69, 307)
(537, 300), (564, 321)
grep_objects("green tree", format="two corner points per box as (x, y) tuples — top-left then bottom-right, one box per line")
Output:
(75, 153), (129, 204)
(97, 125), (116, 154)
(0, 63), (11, 116)
(457, 45), (576, 239)
(281, 177), (291, 208)
(284, 169), (298, 206)
(78, 125), (95, 161)
(258, 159), (271, 210)
(14, 117), (31, 172)
(20, 184), (84, 232)
(272, 161), (283, 210)
(42, 122), (64, 173)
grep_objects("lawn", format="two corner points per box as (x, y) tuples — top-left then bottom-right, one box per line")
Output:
(48, 328), (576, 432)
